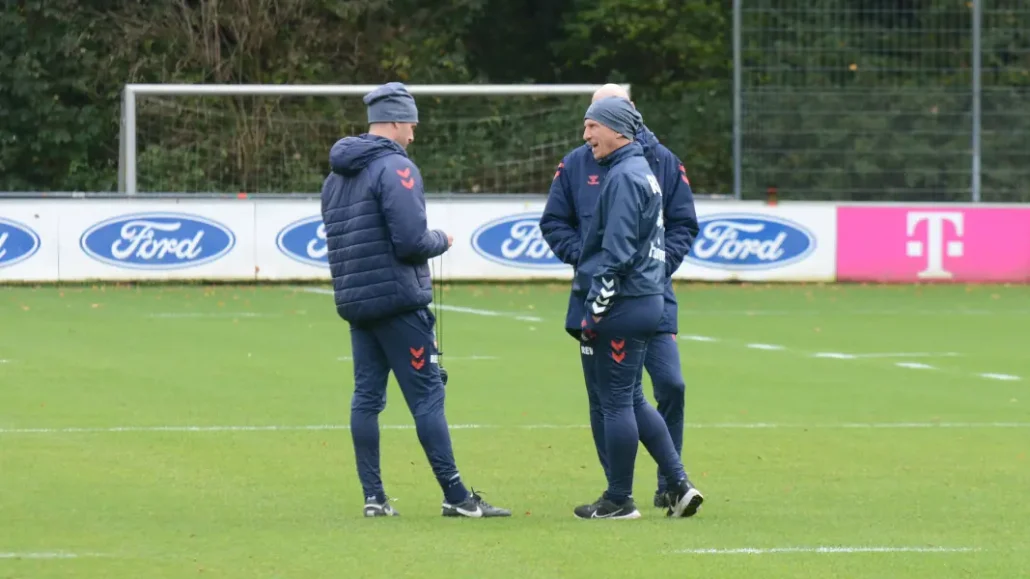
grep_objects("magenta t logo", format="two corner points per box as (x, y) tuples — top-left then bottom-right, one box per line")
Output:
(905, 211), (964, 279)
(838, 206), (1030, 283)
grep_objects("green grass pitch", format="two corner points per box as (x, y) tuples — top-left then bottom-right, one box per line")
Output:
(1, 282), (1029, 578)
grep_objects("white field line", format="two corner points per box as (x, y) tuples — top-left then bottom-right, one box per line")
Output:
(0, 551), (110, 559)
(896, 362), (936, 370)
(0, 359), (9, 364)
(436, 305), (542, 322)
(814, 352), (961, 360)
(4, 422), (1030, 435)
(979, 373), (1021, 381)
(295, 289), (1023, 383)
(681, 335), (1022, 382)
(746, 343), (786, 351)
(298, 287), (543, 322)
(671, 546), (980, 555)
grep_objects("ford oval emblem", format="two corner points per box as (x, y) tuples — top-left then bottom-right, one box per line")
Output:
(0, 217), (42, 269)
(79, 212), (235, 270)
(684, 213), (816, 271)
(471, 213), (565, 269)
(276, 216), (327, 267)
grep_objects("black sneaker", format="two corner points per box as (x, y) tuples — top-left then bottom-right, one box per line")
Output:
(654, 490), (671, 509)
(574, 495), (642, 520)
(665, 479), (704, 518)
(441, 488), (511, 518)
(363, 496), (399, 517)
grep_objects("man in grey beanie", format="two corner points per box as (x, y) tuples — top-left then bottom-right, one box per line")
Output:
(542, 86), (701, 513)
(566, 95), (703, 520)
(320, 81), (511, 519)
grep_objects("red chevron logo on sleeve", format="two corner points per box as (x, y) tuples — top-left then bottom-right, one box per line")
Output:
(678, 164), (690, 185)
(409, 346), (424, 357)
(396, 167), (411, 178)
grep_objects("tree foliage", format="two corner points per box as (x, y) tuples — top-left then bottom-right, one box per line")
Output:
(1, 0), (1027, 200)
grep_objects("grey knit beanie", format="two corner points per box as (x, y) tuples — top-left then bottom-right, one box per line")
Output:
(363, 82), (419, 124)
(584, 96), (642, 139)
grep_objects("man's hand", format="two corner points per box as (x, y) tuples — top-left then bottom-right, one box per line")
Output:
(580, 316), (601, 341)
(447, 234), (454, 247)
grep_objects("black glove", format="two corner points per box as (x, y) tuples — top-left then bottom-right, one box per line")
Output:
(439, 365), (449, 386)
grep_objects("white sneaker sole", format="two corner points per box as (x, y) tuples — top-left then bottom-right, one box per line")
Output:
(670, 488), (704, 518)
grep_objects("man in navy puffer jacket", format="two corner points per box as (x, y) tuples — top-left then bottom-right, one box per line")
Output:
(321, 82), (510, 519)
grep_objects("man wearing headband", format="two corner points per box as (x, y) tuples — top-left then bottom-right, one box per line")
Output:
(321, 81), (511, 519)
(560, 94), (703, 519)
(541, 85), (702, 513)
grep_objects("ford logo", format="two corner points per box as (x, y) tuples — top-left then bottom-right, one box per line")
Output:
(276, 216), (327, 267)
(79, 212), (235, 270)
(471, 213), (565, 269)
(0, 217), (41, 269)
(684, 213), (816, 270)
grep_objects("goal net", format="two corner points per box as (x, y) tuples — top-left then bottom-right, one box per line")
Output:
(119, 84), (625, 195)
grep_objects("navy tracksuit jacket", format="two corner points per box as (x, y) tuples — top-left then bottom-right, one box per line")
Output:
(541, 126), (699, 494)
(540, 125), (699, 336)
(571, 140), (687, 503)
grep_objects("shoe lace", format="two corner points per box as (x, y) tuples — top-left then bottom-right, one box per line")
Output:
(470, 487), (496, 508)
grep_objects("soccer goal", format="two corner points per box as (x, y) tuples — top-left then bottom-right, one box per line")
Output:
(117, 83), (631, 196)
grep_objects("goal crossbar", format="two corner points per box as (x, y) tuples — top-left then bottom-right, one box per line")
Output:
(118, 83), (632, 194)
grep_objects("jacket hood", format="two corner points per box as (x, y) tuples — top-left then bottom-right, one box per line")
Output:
(330, 134), (406, 176)
(635, 124), (662, 165)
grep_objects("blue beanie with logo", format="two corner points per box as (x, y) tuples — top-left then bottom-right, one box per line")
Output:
(363, 82), (419, 124)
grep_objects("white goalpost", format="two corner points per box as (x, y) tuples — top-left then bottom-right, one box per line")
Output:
(118, 83), (631, 196)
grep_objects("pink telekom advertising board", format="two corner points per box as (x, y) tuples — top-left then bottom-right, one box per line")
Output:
(836, 206), (1030, 283)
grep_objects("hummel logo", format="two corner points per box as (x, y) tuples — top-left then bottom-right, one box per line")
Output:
(602, 278), (614, 289)
(599, 288), (614, 299)
(591, 301), (606, 315)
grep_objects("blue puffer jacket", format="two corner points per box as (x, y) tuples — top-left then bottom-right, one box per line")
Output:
(320, 134), (449, 324)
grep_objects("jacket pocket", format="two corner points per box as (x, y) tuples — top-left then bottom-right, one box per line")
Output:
(414, 307), (437, 336)
(414, 262), (432, 290)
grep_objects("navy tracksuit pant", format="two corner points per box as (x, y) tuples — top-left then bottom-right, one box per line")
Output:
(348, 307), (468, 505)
(579, 294), (686, 504)
(643, 334), (686, 492)
(570, 297), (687, 495)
